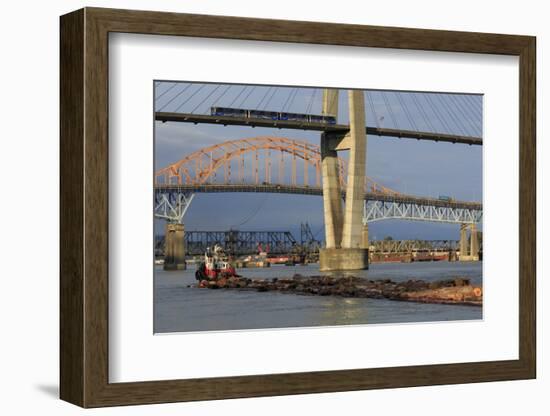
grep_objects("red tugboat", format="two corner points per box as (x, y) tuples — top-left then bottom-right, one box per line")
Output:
(195, 244), (239, 287)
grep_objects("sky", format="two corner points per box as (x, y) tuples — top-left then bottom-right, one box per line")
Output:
(154, 82), (482, 241)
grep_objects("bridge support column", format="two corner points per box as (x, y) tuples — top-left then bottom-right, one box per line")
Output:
(319, 248), (369, 272)
(361, 223), (369, 249)
(459, 223), (469, 261)
(320, 88), (343, 249)
(320, 134), (344, 249)
(164, 223), (186, 270)
(319, 89), (368, 271)
(470, 223), (479, 261)
(341, 90), (367, 249)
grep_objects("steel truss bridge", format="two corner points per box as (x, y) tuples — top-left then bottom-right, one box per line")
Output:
(154, 233), (459, 257)
(154, 137), (482, 225)
(185, 230), (297, 256)
(155, 224), (321, 256)
(369, 239), (459, 253)
(364, 200), (482, 225)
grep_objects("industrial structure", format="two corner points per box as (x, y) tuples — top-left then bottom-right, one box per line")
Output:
(155, 231), (478, 264)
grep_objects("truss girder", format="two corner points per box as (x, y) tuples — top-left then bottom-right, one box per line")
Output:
(154, 191), (194, 223)
(363, 200), (482, 225)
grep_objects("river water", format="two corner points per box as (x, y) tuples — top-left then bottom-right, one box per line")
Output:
(154, 261), (482, 333)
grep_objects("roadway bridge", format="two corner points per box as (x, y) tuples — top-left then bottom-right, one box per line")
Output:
(154, 137), (482, 225)
(155, 85), (482, 270)
(155, 183), (481, 210)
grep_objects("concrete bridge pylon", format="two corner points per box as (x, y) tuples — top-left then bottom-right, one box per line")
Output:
(319, 89), (369, 271)
(469, 223), (480, 261)
(320, 89), (344, 249)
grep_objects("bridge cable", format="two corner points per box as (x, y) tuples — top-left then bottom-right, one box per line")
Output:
(238, 86), (256, 108)
(305, 88), (318, 114)
(190, 85), (222, 114)
(448, 95), (477, 137)
(455, 95), (477, 123)
(365, 91), (381, 128)
(410, 92), (435, 132)
(463, 95), (483, 127)
(440, 95), (469, 136)
(395, 92), (419, 131)
(158, 83), (195, 112)
(171, 84), (209, 113)
(435, 94), (470, 136)
(453, 95), (476, 136)
(284, 88), (300, 113)
(470, 96), (483, 135)
(472, 95), (483, 113)
(155, 82), (178, 101)
(261, 86), (279, 110)
(465, 94), (482, 114)
(456, 96), (481, 136)
(454, 95), (479, 136)
(432, 94), (454, 133)
(281, 87), (297, 112)
(228, 85), (248, 108)
(424, 93), (453, 134)
(433, 94), (465, 136)
(211, 84), (233, 109)
(256, 86), (273, 109)
(458, 95), (482, 129)
(381, 92), (398, 129)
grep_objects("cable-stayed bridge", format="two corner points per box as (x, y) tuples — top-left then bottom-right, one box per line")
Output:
(155, 83), (483, 145)
(154, 84), (482, 270)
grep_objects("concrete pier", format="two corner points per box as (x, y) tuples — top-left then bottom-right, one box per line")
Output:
(470, 223), (479, 261)
(319, 248), (369, 272)
(319, 89), (368, 271)
(320, 89), (343, 249)
(459, 223), (469, 261)
(164, 223), (186, 270)
(459, 222), (480, 261)
(361, 223), (369, 249)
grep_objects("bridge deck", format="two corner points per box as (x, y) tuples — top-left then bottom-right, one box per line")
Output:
(155, 112), (482, 146)
(154, 183), (482, 210)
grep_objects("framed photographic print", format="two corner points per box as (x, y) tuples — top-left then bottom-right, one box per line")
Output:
(60, 7), (536, 408)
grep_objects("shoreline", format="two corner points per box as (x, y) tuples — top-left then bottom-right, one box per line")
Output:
(192, 274), (483, 307)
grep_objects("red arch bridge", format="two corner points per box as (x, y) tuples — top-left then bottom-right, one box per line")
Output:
(154, 137), (482, 225)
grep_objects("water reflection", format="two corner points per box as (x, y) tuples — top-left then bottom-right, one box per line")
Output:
(154, 262), (482, 333)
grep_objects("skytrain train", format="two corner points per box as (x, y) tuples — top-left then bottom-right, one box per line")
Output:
(210, 107), (337, 125)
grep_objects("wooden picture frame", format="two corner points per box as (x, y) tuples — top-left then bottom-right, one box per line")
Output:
(60, 7), (536, 408)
